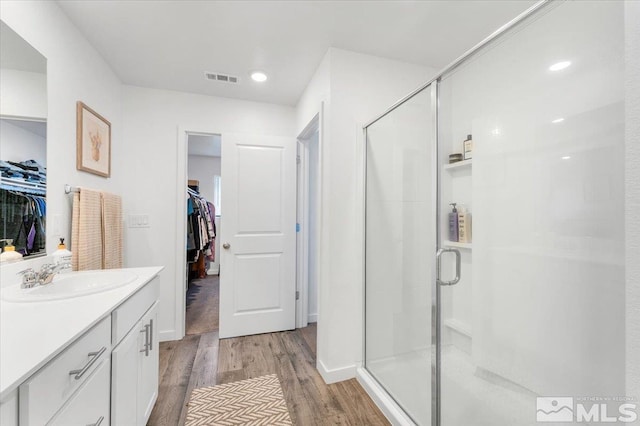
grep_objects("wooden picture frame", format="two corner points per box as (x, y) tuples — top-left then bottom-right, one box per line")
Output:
(76, 101), (111, 177)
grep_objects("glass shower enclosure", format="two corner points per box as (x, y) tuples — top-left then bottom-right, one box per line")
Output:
(362, 1), (628, 425)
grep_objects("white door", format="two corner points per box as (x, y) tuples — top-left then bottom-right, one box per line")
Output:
(219, 133), (297, 338)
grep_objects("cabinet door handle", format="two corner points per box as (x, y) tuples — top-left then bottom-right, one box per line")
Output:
(140, 324), (150, 356)
(149, 319), (154, 351)
(87, 415), (104, 426)
(69, 347), (106, 380)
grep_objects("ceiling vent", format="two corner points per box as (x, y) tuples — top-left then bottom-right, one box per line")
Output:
(205, 72), (239, 84)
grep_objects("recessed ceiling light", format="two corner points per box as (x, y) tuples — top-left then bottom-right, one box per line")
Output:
(251, 71), (267, 82)
(549, 61), (571, 71)
(552, 118), (565, 124)
(562, 156), (571, 160)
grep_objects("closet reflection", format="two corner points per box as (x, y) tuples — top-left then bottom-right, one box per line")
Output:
(0, 20), (48, 258)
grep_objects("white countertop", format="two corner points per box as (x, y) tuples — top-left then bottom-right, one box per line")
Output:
(0, 266), (163, 401)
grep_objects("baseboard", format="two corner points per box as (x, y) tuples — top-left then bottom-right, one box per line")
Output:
(159, 329), (178, 342)
(356, 368), (416, 426)
(207, 265), (219, 275)
(317, 359), (356, 384)
(307, 313), (318, 323)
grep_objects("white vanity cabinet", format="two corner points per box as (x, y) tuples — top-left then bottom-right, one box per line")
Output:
(0, 269), (162, 426)
(49, 359), (111, 426)
(111, 279), (160, 425)
(137, 303), (159, 423)
(19, 317), (111, 426)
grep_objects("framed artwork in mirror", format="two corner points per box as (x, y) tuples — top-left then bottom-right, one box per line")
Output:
(76, 101), (111, 177)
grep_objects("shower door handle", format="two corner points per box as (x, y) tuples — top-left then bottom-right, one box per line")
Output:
(437, 248), (461, 286)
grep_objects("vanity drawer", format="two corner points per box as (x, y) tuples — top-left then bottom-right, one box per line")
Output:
(19, 316), (111, 426)
(112, 276), (159, 345)
(49, 358), (110, 426)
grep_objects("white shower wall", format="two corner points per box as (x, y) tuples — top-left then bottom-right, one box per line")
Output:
(438, 0), (625, 403)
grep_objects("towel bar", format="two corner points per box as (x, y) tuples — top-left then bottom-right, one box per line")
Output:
(64, 184), (80, 194)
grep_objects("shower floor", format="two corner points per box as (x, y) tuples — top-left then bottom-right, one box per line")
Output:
(367, 345), (583, 426)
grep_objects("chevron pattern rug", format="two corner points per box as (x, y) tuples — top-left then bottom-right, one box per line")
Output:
(185, 374), (293, 426)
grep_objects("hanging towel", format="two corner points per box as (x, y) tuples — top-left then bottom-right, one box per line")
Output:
(101, 191), (123, 269)
(71, 189), (103, 271)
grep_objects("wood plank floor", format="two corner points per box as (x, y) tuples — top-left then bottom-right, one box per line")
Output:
(185, 275), (219, 335)
(147, 275), (388, 426)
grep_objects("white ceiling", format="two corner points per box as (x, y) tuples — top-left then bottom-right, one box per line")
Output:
(57, 1), (536, 106)
(0, 21), (46, 73)
(188, 134), (221, 157)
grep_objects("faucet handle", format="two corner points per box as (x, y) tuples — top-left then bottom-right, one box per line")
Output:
(38, 263), (56, 273)
(18, 268), (37, 288)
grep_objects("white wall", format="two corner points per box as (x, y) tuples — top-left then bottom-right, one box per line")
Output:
(0, 120), (46, 165)
(296, 47), (436, 382)
(0, 1), (123, 255)
(0, 69), (47, 119)
(625, 0), (640, 403)
(296, 54), (330, 135)
(121, 85), (295, 340)
(187, 154), (220, 203)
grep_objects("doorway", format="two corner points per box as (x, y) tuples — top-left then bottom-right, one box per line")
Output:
(185, 132), (221, 336)
(177, 127), (315, 340)
(296, 115), (320, 329)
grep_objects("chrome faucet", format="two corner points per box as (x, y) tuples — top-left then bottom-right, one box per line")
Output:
(18, 268), (38, 288)
(18, 262), (71, 288)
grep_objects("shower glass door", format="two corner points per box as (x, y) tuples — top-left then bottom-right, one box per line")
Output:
(437, 1), (626, 425)
(364, 86), (435, 425)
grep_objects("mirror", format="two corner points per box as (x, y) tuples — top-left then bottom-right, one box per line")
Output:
(0, 20), (47, 259)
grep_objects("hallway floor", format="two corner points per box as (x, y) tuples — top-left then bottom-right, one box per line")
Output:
(148, 274), (388, 425)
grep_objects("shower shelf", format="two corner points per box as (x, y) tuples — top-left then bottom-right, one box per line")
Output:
(443, 159), (472, 171)
(444, 241), (472, 250)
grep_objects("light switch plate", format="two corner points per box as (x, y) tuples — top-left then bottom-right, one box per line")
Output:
(128, 214), (150, 228)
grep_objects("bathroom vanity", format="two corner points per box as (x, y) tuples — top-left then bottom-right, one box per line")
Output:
(0, 266), (163, 426)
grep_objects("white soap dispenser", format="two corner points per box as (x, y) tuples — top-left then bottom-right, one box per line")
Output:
(52, 238), (72, 270)
(0, 239), (23, 263)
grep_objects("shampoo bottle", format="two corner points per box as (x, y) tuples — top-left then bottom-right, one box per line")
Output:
(458, 207), (472, 243)
(0, 239), (23, 263)
(52, 238), (72, 270)
(463, 134), (473, 160)
(448, 203), (459, 242)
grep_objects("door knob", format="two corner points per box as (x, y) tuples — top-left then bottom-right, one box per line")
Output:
(223, 243), (231, 249)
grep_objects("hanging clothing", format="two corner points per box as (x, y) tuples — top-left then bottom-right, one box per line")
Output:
(206, 202), (216, 262)
(1, 189), (47, 256)
(186, 189), (216, 263)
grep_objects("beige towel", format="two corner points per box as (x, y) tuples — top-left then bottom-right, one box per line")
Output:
(71, 189), (103, 271)
(101, 192), (123, 269)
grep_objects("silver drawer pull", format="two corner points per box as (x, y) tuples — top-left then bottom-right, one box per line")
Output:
(69, 347), (106, 380)
(87, 415), (104, 426)
(149, 319), (154, 350)
(140, 324), (150, 356)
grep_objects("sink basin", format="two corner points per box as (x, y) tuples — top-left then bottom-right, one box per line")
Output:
(1, 270), (138, 303)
